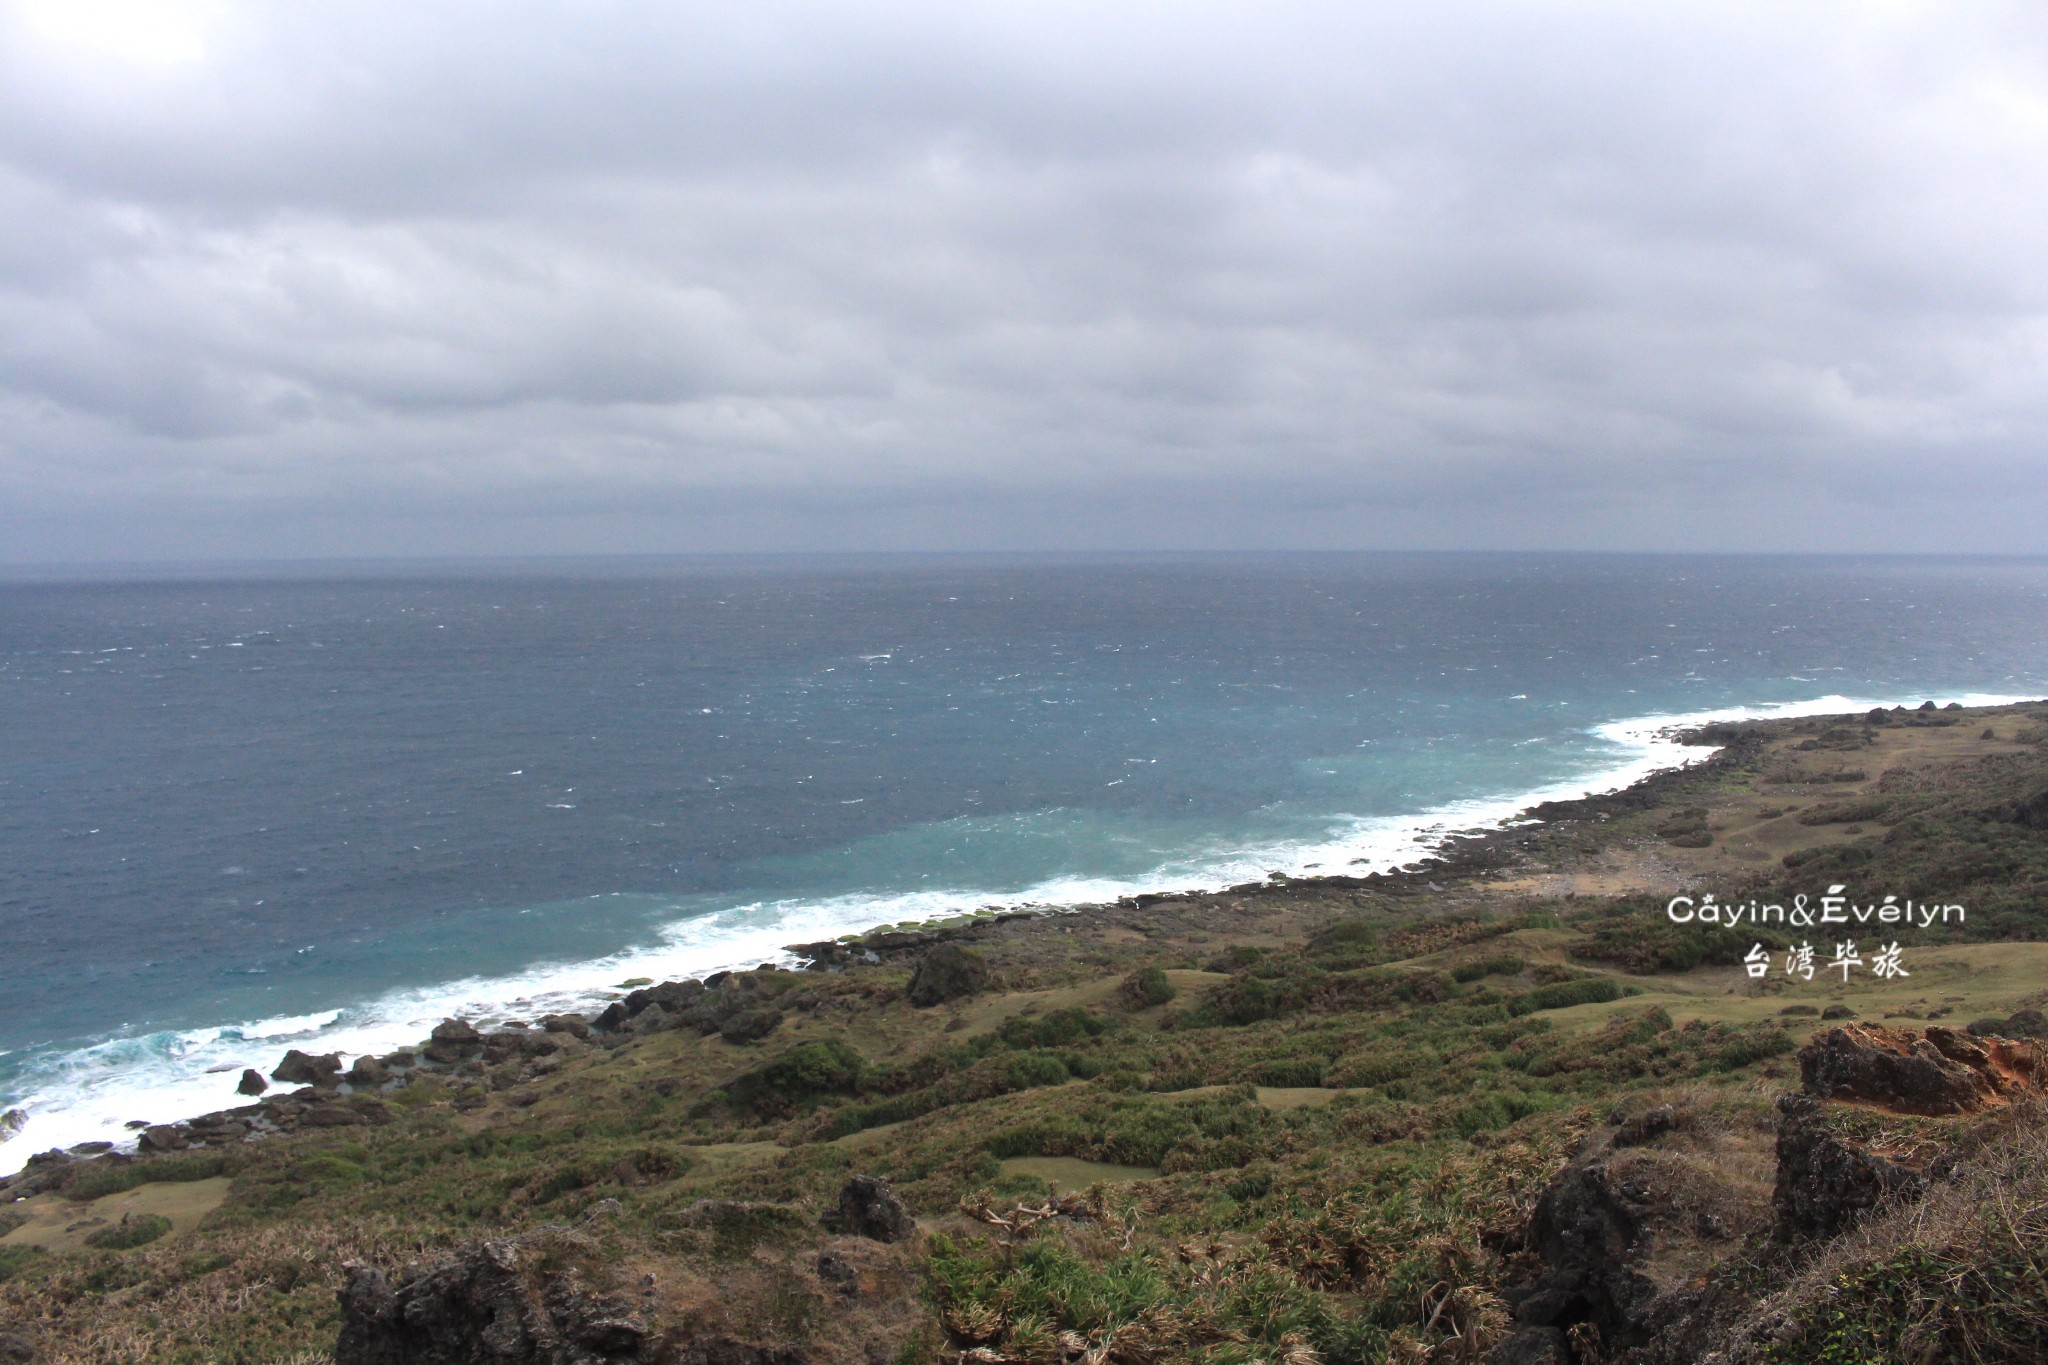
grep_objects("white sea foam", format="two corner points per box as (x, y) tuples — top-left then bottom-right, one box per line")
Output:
(1, 689), (2034, 1174)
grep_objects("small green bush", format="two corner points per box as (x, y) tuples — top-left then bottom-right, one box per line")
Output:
(64, 1151), (224, 1202)
(1117, 967), (1177, 1010)
(1452, 954), (1524, 983)
(0, 1245), (44, 1283)
(1251, 1058), (1327, 1087)
(1507, 977), (1622, 1016)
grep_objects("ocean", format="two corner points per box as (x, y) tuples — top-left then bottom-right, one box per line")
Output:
(4, 552), (2047, 1169)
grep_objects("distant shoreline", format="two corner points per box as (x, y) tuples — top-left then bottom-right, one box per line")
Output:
(8, 689), (2037, 1173)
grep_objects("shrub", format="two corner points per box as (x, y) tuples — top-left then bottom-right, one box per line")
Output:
(1252, 1058), (1327, 1087)
(999, 1008), (1112, 1049)
(1452, 954), (1524, 983)
(1117, 967), (1177, 1010)
(1507, 977), (1622, 1016)
(0, 1245), (43, 1284)
(292, 1154), (368, 1185)
(726, 1037), (866, 1116)
(84, 1213), (172, 1250)
(63, 1151), (225, 1202)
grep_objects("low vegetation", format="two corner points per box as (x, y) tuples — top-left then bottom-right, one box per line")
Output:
(3, 702), (2046, 1362)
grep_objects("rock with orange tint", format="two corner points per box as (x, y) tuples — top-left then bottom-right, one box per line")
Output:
(1796, 1024), (2046, 1116)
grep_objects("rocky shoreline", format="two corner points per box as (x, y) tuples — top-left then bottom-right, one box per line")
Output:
(0, 700), (1984, 1201)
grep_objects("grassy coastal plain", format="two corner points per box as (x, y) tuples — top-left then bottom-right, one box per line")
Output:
(7, 702), (2048, 1363)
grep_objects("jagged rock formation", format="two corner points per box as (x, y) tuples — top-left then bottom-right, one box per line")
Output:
(588, 972), (795, 1044)
(1770, 1094), (1934, 1239)
(829, 1176), (915, 1244)
(1798, 1022), (2044, 1115)
(337, 1233), (653, 1364)
(272, 1049), (344, 1086)
(1490, 1024), (2048, 1364)
(1491, 1101), (1771, 1365)
(334, 1226), (810, 1365)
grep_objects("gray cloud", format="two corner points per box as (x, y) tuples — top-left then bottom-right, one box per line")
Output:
(4, 0), (2048, 561)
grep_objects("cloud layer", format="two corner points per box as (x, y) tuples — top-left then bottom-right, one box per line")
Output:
(5, 1), (2048, 559)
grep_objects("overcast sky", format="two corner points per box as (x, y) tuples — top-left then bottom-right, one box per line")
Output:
(4, 1), (2047, 562)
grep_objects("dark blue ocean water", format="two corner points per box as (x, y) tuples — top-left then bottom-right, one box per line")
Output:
(4, 552), (2048, 1162)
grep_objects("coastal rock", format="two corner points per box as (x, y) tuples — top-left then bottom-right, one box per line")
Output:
(139, 1124), (190, 1152)
(905, 943), (989, 1007)
(347, 1056), (391, 1087)
(273, 1050), (345, 1086)
(432, 1018), (483, 1045)
(2, 1150), (74, 1198)
(539, 1014), (590, 1039)
(423, 1019), (485, 1065)
(0, 1109), (25, 1143)
(306, 1103), (364, 1128)
(833, 1175), (915, 1243)
(237, 1068), (269, 1096)
(623, 1004), (671, 1036)
(625, 980), (705, 1017)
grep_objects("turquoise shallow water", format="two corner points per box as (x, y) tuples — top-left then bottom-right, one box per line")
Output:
(4, 551), (2048, 1165)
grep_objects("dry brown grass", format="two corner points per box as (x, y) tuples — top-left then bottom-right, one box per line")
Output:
(0, 1215), (412, 1364)
(1713, 1100), (2048, 1363)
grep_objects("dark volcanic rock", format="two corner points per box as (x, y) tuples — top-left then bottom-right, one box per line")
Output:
(718, 1008), (782, 1045)
(1772, 1093), (1932, 1239)
(432, 1018), (483, 1045)
(1506, 1151), (1656, 1347)
(539, 1014), (591, 1040)
(237, 1068), (269, 1096)
(834, 1175), (915, 1243)
(272, 1049), (344, 1086)
(625, 980), (704, 1018)
(2, 1150), (75, 1198)
(623, 1004), (671, 1036)
(815, 1251), (858, 1297)
(423, 1019), (485, 1064)
(2005, 1008), (2048, 1038)
(337, 1235), (651, 1364)
(306, 1103), (364, 1128)
(347, 1056), (391, 1087)
(905, 943), (989, 1007)
(139, 1124), (189, 1152)
(2004, 787), (2048, 831)
(1488, 1327), (1568, 1365)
